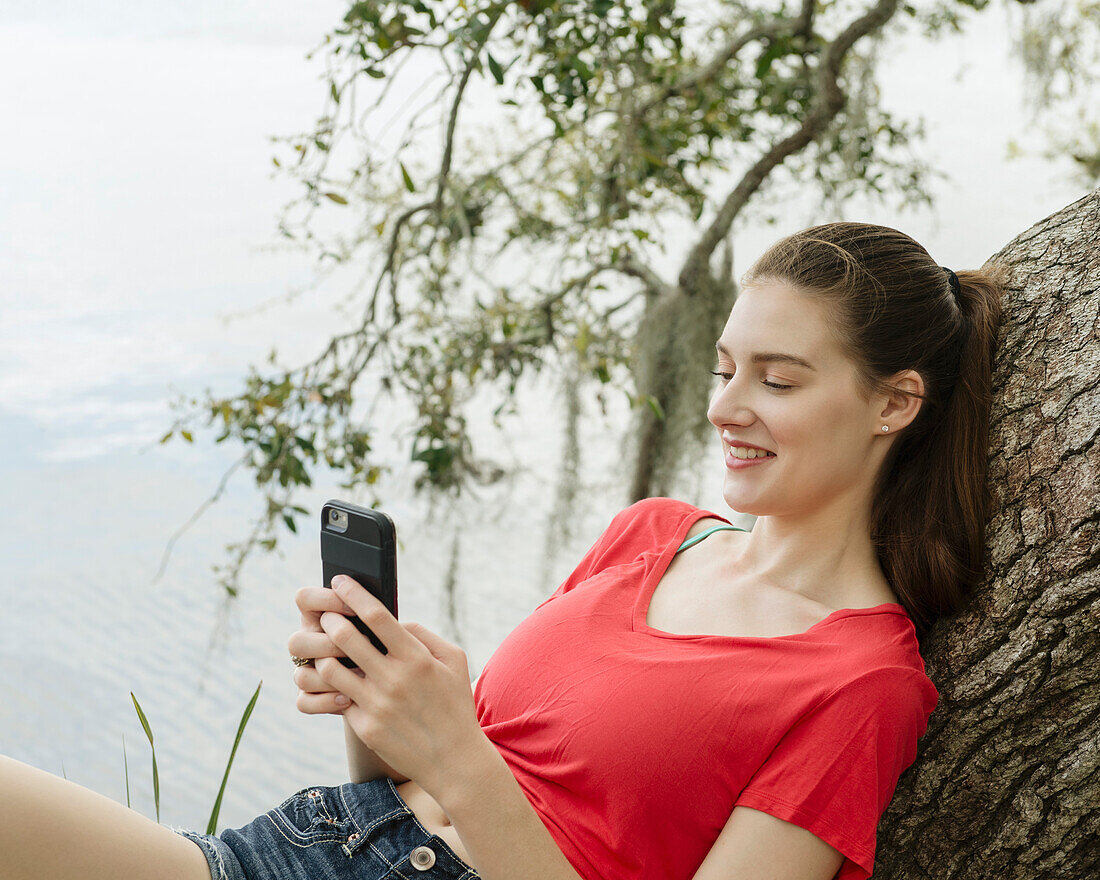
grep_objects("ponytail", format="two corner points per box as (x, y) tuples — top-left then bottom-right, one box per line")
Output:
(871, 266), (1007, 636)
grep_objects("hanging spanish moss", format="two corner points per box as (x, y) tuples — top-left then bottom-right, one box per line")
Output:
(540, 346), (585, 598)
(629, 257), (737, 500)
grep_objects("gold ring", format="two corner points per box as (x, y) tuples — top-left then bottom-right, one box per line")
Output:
(291, 655), (312, 667)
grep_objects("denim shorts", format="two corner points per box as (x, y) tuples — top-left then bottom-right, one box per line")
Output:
(168, 776), (481, 880)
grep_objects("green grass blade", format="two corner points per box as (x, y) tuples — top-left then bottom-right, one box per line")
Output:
(206, 680), (262, 835)
(123, 734), (131, 809)
(131, 692), (160, 823)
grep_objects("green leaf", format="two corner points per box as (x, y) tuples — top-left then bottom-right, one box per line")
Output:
(330, 82), (340, 104)
(364, 67), (385, 78)
(646, 395), (666, 420)
(399, 162), (416, 193)
(122, 735), (131, 808)
(206, 681), (262, 835)
(131, 693), (160, 823)
(486, 52), (504, 85)
(181, 430), (193, 443)
(754, 41), (784, 80)
(158, 431), (173, 444)
(324, 192), (349, 205)
(344, 2), (375, 24)
(282, 513), (297, 534)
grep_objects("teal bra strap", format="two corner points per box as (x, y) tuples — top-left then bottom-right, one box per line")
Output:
(676, 524), (750, 554)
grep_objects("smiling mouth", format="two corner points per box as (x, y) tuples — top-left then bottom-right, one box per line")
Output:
(726, 446), (776, 460)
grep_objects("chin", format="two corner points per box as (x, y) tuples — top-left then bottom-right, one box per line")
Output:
(720, 490), (766, 517)
(721, 471), (788, 517)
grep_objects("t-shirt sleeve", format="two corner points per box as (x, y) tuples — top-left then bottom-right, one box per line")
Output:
(733, 666), (936, 879)
(541, 497), (670, 603)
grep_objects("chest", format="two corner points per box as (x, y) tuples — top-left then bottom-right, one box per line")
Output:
(646, 543), (837, 640)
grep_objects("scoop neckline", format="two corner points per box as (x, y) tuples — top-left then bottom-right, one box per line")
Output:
(630, 507), (910, 642)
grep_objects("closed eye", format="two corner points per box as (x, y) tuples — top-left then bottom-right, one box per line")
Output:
(710, 370), (792, 391)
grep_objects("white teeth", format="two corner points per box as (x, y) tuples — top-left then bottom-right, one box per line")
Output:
(730, 446), (774, 459)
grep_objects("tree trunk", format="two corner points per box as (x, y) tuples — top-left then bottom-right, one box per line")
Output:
(875, 188), (1100, 879)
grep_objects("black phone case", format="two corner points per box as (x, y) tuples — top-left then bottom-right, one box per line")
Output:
(320, 499), (397, 666)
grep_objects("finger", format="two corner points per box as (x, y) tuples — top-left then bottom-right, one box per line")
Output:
(319, 611), (392, 674)
(296, 586), (356, 615)
(329, 576), (411, 661)
(287, 630), (348, 660)
(296, 586), (356, 630)
(294, 664), (364, 692)
(316, 654), (373, 700)
(295, 688), (351, 716)
(402, 621), (463, 665)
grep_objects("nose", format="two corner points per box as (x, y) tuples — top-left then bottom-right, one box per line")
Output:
(707, 376), (755, 431)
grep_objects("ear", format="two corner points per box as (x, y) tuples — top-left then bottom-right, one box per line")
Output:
(877, 369), (924, 434)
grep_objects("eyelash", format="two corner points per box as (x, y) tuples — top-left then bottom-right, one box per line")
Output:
(709, 370), (793, 391)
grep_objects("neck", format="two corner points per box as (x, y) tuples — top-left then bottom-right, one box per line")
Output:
(730, 495), (892, 610)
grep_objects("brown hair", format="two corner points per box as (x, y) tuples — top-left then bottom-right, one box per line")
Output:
(742, 222), (1006, 637)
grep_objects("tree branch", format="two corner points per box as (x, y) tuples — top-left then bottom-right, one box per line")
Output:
(679, 0), (900, 294)
(635, 0), (816, 117)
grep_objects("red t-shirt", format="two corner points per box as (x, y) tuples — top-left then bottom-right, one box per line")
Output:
(473, 497), (939, 880)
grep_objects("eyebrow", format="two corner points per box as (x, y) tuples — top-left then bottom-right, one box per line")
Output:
(715, 340), (816, 371)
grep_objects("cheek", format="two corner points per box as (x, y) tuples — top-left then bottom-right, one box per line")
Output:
(792, 404), (866, 466)
(775, 400), (862, 464)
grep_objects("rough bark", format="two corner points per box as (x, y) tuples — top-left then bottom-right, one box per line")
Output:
(875, 188), (1100, 879)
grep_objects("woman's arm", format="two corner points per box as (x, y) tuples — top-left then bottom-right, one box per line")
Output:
(343, 716), (409, 784)
(689, 805), (844, 880)
(429, 732), (587, 880)
(315, 578), (584, 880)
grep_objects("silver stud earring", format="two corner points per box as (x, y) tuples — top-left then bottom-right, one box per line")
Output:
(881, 425), (889, 432)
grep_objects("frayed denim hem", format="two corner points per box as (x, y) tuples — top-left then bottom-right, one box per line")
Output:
(166, 825), (246, 880)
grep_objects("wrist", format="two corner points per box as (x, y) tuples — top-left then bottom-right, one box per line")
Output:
(427, 728), (505, 818)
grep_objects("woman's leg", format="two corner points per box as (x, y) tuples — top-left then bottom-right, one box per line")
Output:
(0, 754), (212, 880)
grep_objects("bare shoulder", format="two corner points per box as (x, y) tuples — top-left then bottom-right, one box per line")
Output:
(691, 805), (846, 880)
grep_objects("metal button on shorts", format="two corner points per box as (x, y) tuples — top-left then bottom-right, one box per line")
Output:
(410, 844), (437, 870)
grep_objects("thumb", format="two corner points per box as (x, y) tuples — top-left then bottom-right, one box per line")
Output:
(403, 621), (463, 665)
(402, 620), (453, 651)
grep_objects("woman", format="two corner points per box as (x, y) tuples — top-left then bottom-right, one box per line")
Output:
(0, 222), (1006, 880)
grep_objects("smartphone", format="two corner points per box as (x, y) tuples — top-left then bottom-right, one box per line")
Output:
(320, 499), (398, 666)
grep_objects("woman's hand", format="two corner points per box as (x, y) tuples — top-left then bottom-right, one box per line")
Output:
(287, 585), (364, 715)
(315, 575), (487, 796)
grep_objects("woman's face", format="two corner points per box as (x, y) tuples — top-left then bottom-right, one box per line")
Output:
(707, 282), (885, 518)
